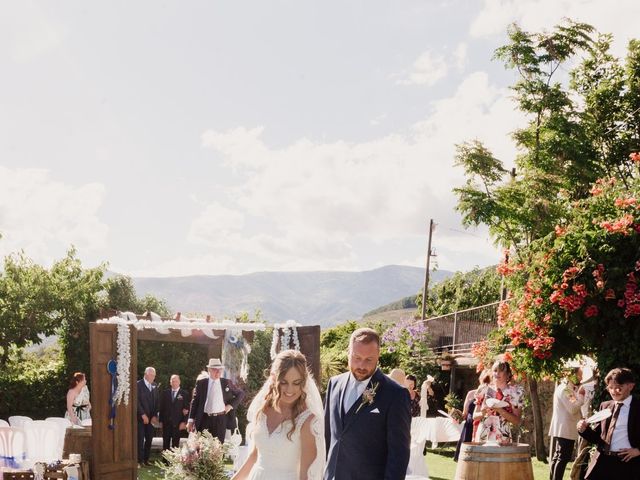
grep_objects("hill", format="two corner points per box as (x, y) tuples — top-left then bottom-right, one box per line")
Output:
(130, 265), (452, 328)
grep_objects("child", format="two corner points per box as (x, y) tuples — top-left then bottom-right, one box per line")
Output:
(577, 367), (640, 479)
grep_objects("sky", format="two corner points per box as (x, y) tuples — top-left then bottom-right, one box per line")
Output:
(1, 0), (638, 277)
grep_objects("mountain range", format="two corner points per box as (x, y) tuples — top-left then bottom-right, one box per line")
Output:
(130, 265), (452, 328)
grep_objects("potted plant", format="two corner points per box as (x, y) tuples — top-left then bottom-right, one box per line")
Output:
(444, 392), (463, 422)
(438, 352), (455, 371)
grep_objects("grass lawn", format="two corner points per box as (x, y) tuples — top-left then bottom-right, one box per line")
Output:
(137, 446), (569, 480)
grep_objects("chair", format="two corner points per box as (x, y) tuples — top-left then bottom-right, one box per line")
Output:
(0, 419), (9, 427)
(407, 417), (430, 478)
(44, 418), (72, 460)
(0, 427), (26, 469)
(7, 417), (32, 430)
(23, 420), (59, 464)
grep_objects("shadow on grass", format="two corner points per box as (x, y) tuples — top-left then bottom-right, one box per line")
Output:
(426, 445), (456, 458)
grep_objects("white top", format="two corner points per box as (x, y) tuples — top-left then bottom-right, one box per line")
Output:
(204, 378), (225, 414)
(247, 410), (316, 480)
(343, 373), (371, 412)
(548, 380), (585, 440)
(610, 396), (633, 451)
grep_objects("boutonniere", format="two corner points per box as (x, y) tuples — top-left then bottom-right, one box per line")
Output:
(177, 395), (183, 400)
(356, 382), (379, 413)
(225, 386), (229, 392)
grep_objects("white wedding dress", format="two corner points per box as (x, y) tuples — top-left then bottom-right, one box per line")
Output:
(247, 409), (318, 480)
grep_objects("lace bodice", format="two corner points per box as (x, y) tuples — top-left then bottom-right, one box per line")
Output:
(247, 409), (315, 480)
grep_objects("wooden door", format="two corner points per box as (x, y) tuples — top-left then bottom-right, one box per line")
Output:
(90, 323), (137, 479)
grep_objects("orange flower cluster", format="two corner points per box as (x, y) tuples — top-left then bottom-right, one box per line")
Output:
(496, 252), (525, 277)
(614, 197), (638, 208)
(630, 152), (640, 163)
(503, 280), (555, 359)
(555, 225), (567, 236)
(592, 264), (606, 291)
(471, 340), (489, 372)
(497, 301), (510, 327)
(600, 214), (634, 235)
(590, 177), (617, 196)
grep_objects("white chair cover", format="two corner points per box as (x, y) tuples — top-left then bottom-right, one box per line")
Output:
(407, 417), (430, 478)
(44, 417), (72, 459)
(423, 417), (462, 448)
(24, 420), (60, 463)
(0, 427), (26, 469)
(8, 416), (33, 429)
(0, 419), (9, 427)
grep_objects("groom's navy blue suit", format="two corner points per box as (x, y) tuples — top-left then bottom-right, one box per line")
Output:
(324, 368), (411, 480)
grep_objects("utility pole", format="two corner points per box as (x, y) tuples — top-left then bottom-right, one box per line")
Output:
(421, 219), (436, 321)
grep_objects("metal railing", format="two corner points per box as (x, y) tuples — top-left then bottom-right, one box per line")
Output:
(420, 301), (507, 354)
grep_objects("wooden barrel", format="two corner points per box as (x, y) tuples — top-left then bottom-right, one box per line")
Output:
(62, 426), (92, 466)
(455, 442), (534, 480)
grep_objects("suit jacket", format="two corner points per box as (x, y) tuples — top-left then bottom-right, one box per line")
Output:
(188, 377), (245, 431)
(136, 379), (159, 422)
(548, 381), (585, 440)
(323, 368), (411, 480)
(579, 396), (640, 477)
(159, 387), (191, 426)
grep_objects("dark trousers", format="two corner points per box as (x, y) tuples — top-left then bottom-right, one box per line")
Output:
(200, 413), (226, 443)
(162, 422), (183, 450)
(587, 453), (640, 479)
(137, 421), (154, 462)
(550, 436), (575, 480)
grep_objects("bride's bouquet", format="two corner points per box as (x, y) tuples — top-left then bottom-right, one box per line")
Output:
(160, 430), (231, 480)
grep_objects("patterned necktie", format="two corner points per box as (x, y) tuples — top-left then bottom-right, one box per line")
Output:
(172, 390), (177, 402)
(604, 402), (623, 451)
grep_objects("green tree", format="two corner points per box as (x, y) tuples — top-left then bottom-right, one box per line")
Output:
(103, 275), (170, 316)
(415, 266), (501, 317)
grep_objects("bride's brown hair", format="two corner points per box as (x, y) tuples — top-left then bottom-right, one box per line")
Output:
(261, 349), (309, 440)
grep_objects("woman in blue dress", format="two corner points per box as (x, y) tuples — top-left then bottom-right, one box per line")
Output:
(454, 369), (491, 461)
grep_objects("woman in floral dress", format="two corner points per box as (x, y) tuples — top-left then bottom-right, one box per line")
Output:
(473, 359), (523, 444)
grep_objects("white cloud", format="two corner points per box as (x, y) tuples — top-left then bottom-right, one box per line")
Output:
(396, 50), (449, 86)
(0, 167), (107, 264)
(471, 0), (640, 56)
(0, 1), (63, 62)
(454, 42), (468, 71)
(188, 203), (245, 245)
(193, 70), (525, 274)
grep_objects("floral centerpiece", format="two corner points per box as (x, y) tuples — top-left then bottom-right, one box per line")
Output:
(160, 430), (231, 480)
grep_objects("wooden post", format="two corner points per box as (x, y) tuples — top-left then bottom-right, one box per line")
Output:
(421, 219), (435, 320)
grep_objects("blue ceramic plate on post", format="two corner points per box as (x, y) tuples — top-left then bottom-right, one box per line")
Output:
(107, 359), (117, 375)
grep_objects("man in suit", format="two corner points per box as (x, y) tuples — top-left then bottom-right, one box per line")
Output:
(578, 367), (640, 479)
(187, 358), (245, 443)
(324, 328), (411, 480)
(549, 367), (586, 480)
(159, 374), (191, 451)
(136, 366), (159, 466)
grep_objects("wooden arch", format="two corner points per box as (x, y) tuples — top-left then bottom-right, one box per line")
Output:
(88, 316), (320, 480)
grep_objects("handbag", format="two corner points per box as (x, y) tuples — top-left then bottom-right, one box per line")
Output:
(229, 427), (242, 447)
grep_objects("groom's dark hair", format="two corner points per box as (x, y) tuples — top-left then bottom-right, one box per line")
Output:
(349, 328), (380, 348)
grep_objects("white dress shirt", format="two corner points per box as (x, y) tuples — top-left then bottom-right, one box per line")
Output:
(144, 379), (153, 391)
(610, 396), (633, 451)
(204, 378), (225, 414)
(343, 373), (372, 412)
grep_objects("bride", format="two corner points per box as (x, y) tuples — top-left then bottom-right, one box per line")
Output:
(232, 350), (325, 480)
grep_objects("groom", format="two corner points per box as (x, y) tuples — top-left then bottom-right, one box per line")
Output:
(324, 328), (411, 480)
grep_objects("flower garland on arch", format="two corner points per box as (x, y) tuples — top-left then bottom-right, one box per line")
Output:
(270, 320), (302, 359)
(97, 314), (267, 403)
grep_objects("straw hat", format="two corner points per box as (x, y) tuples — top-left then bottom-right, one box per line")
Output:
(206, 358), (225, 369)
